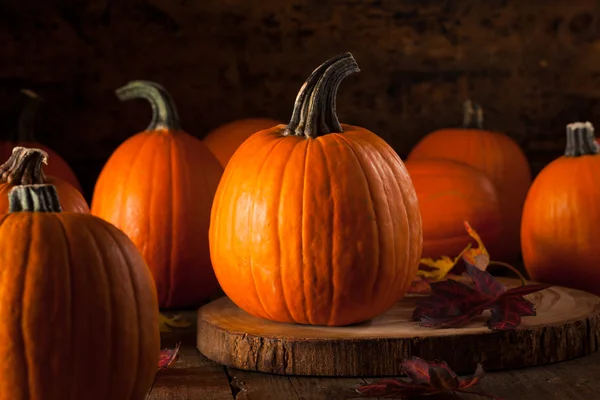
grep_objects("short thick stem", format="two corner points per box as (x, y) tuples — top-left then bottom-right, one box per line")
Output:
(564, 121), (599, 156)
(462, 99), (484, 129)
(115, 80), (181, 131)
(0, 147), (48, 185)
(285, 52), (360, 138)
(9, 184), (62, 213)
(18, 89), (44, 142)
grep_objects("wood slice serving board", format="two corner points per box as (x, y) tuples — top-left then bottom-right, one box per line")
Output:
(197, 278), (600, 376)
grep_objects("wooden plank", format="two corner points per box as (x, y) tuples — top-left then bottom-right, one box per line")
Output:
(148, 346), (234, 400)
(197, 282), (600, 376)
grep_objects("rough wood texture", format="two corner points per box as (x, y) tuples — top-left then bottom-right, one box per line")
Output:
(197, 278), (600, 376)
(3, 0), (600, 199)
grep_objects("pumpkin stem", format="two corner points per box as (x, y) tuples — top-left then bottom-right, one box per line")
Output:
(462, 100), (484, 129)
(8, 184), (62, 213)
(0, 147), (48, 185)
(564, 121), (599, 157)
(18, 89), (44, 142)
(115, 80), (181, 131)
(284, 52), (360, 138)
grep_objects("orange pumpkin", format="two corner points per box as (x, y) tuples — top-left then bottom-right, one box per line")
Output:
(522, 121), (600, 295)
(204, 118), (281, 167)
(209, 53), (423, 327)
(404, 159), (502, 258)
(0, 89), (83, 193)
(0, 146), (89, 215)
(91, 80), (224, 310)
(407, 100), (531, 261)
(0, 183), (160, 400)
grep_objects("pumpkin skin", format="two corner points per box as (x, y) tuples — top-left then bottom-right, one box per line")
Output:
(522, 122), (600, 296)
(91, 81), (224, 310)
(204, 118), (281, 167)
(404, 159), (502, 258)
(0, 146), (89, 215)
(407, 101), (531, 261)
(209, 53), (423, 327)
(0, 89), (83, 193)
(0, 183), (160, 400)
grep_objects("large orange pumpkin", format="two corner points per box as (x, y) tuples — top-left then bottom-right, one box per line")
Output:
(407, 100), (531, 261)
(209, 53), (423, 327)
(0, 89), (83, 193)
(405, 159), (502, 259)
(91, 80), (224, 310)
(0, 146), (89, 215)
(522, 121), (600, 295)
(0, 183), (160, 400)
(204, 118), (281, 167)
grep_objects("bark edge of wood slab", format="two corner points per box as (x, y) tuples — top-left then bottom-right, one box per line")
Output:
(196, 278), (600, 376)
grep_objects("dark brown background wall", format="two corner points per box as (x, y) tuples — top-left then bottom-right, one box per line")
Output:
(2, 0), (600, 200)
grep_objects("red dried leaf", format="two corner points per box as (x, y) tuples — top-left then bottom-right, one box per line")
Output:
(413, 263), (552, 331)
(158, 342), (181, 369)
(356, 357), (502, 399)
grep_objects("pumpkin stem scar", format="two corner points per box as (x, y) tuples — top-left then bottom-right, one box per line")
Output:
(462, 99), (484, 129)
(284, 52), (360, 139)
(564, 121), (600, 157)
(0, 147), (49, 185)
(115, 80), (181, 132)
(8, 184), (63, 213)
(18, 89), (45, 142)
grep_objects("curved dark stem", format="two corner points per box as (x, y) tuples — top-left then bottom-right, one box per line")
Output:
(18, 89), (45, 142)
(564, 121), (599, 156)
(8, 184), (62, 213)
(115, 80), (181, 131)
(284, 52), (360, 138)
(462, 99), (484, 129)
(0, 147), (48, 185)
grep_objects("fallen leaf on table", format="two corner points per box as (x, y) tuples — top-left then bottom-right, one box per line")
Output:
(159, 313), (191, 332)
(413, 263), (552, 330)
(356, 356), (503, 399)
(158, 342), (181, 369)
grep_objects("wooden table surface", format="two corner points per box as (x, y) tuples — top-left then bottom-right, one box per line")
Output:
(150, 311), (600, 400)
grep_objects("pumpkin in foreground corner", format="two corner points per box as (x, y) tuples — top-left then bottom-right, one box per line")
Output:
(91, 81), (224, 310)
(522, 121), (600, 296)
(0, 183), (160, 400)
(209, 53), (423, 327)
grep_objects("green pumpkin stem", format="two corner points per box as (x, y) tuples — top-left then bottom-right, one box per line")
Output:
(0, 147), (48, 185)
(115, 80), (181, 131)
(18, 89), (44, 142)
(564, 121), (599, 157)
(462, 99), (484, 129)
(8, 184), (62, 213)
(285, 52), (360, 138)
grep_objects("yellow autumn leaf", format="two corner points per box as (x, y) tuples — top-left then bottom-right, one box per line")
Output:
(159, 313), (191, 333)
(461, 221), (490, 270)
(417, 243), (472, 280)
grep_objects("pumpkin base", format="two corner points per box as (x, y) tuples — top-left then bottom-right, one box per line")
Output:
(197, 278), (600, 376)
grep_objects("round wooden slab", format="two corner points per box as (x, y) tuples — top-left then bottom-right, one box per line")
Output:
(197, 278), (600, 376)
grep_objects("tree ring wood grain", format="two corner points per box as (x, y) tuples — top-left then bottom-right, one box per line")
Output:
(197, 278), (600, 376)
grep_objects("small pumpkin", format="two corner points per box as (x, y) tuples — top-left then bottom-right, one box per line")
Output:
(0, 89), (83, 193)
(407, 101), (531, 261)
(522, 121), (600, 295)
(91, 80), (224, 310)
(405, 159), (502, 259)
(0, 183), (160, 399)
(209, 53), (423, 327)
(204, 118), (282, 167)
(0, 146), (89, 215)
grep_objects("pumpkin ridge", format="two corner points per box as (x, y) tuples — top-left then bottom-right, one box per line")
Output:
(20, 216), (33, 400)
(17, 89), (43, 142)
(300, 138), (312, 324)
(163, 136), (176, 309)
(115, 80), (180, 131)
(333, 133), (382, 321)
(97, 221), (143, 398)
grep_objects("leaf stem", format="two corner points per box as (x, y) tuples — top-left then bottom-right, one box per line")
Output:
(488, 261), (527, 286)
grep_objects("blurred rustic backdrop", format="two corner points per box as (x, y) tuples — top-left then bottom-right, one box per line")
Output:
(1, 0), (600, 200)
